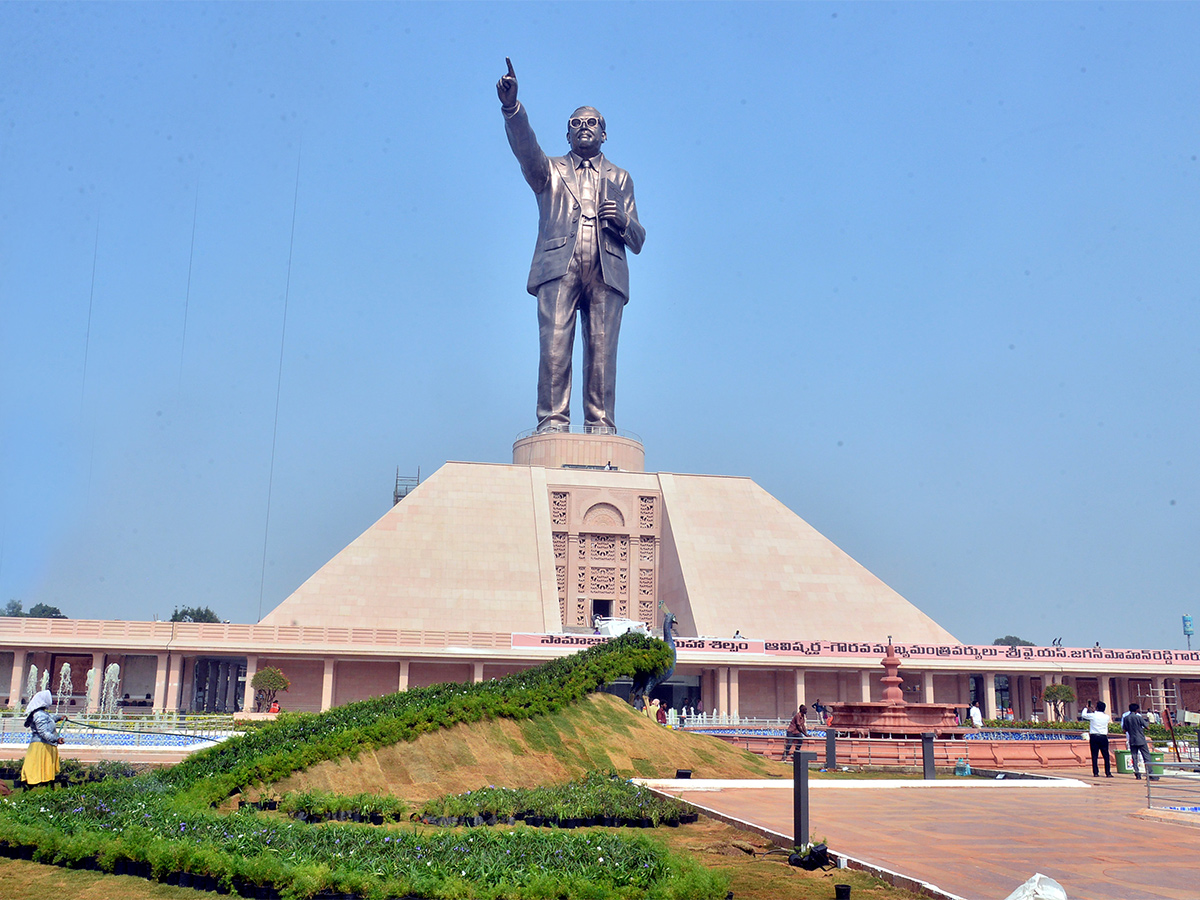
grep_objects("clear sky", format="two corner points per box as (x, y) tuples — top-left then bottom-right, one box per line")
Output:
(1, 2), (1196, 649)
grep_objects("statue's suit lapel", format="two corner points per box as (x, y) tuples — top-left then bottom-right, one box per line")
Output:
(556, 157), (580, 204)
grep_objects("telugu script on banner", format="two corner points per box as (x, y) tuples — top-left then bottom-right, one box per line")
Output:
(510, 634), (1200, 665)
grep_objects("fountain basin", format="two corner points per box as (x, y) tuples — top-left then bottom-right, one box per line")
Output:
(831, 701), (961, 737)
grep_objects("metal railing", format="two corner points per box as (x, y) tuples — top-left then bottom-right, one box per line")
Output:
(0, 710), (235, 745)
(674, 712), (790, 729)
(1147, 760), (1200, 813)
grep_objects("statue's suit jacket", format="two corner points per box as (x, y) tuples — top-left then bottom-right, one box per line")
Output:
(504, 102), (645, 299)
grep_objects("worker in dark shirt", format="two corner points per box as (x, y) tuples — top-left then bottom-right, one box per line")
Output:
(784, 704), (809, 762)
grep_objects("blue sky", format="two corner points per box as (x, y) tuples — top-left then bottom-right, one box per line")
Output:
(1, 2), (1196, 649)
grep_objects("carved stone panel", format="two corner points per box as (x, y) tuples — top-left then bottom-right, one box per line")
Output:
(551, 492), (569, 527)
(590, 566), (616, 595)
(638, 496), (656, 530)
(546, 485), (662, 631)
(590, 534), (616, 560)
(583, 502), (624, 530)
(639, 535), (655, 562)
(638, 568), (654, 596)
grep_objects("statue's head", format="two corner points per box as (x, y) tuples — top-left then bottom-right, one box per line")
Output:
(567, 106), (606, 157)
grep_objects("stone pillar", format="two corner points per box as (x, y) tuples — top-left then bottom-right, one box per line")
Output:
(794, 668), (806, 710)
(1018, 675), (1032, 720)
(151, 653), (169, 711)
(191, 659), (205, 712)
(1098, 674), (1112, 712)
(717, 667), (729, 717)
(859, 669), (872, 702)
(959, 673), (971, 706)
(7, 648), (27, 709)
(729, 667), (740, 719)
(166, 654), (184, 712)
(397, 660), (409, 693)
(224, 663), (241, 712)
(88, 651), (106, 712)
(321, 658), (336, 712)
(204, 661), (218, 712)
(922, 671), (935, 703)
(473, 662), (485, 684)
(1152, 676), (1167, 714)
(243, 655), (258, 712)
(982, 672), (998, 720)
(215, 662), (230, 713)
(700, 669), (714, 717)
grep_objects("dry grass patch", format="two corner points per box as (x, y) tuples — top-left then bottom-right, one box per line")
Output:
(656, 819), (925, 900)
(0, 859), (201, 900)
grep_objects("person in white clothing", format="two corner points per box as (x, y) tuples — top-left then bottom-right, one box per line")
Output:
(968, 701), (984, 728)
(1078, 700), (1113, 777)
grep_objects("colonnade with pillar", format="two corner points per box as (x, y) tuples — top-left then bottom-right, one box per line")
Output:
(3, 646), (1193, 720)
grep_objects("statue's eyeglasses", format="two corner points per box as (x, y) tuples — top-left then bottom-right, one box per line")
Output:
(569, 117), (601, 129)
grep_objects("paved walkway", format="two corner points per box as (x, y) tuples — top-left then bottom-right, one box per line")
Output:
(644, 769), (1200, 900)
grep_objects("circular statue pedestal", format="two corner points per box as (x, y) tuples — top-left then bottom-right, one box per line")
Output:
(512, 429), (645, 472)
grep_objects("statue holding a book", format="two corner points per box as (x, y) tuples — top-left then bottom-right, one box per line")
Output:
(497, 59), (646, 434)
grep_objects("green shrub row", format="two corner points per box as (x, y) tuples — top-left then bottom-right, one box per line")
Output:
(0, 757), (137, 784)
(419, 772), (694, 828)
(275, 788), (407, 823)
(983, 718), (1196, 739)
(0, 769), (725, 899)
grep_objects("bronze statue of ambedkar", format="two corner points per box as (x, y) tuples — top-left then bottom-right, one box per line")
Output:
(497, 59), (646, 434)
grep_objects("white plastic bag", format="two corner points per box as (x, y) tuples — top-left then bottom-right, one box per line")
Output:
(1002, 873), (1068, 900)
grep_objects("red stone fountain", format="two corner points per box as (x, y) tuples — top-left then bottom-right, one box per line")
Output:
(829, 638), (962, 737)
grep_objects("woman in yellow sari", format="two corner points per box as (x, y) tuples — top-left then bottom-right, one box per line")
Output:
(20, 690), (65, 788)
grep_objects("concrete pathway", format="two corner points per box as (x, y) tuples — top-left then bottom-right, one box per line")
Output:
(643, 769), (1200, 900)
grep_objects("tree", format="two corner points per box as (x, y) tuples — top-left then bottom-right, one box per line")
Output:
(1042, 683), (1076, 720)
(170, 606), (221, 623)
(27, 603), (67, 619)
(2, 600), (23, 617)
(251, 667), (290, 712)
(993, 635), (1035, 646)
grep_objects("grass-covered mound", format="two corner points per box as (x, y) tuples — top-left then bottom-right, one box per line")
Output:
(273, 692), (785, 805)
(0, 634), (730, 899)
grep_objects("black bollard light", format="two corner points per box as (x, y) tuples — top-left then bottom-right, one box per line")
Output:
(922, 732), (936, 780)
(825, 726), (837, 770)
(793, 750), (817, 849)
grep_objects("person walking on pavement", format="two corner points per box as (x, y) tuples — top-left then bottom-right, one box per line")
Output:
(1123, 703), (1157, 780)
(1078, 700), (1114, 777)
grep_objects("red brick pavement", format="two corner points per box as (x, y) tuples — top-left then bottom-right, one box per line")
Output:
(649, 769), (1200, 900)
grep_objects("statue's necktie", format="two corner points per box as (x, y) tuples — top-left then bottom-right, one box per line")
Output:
(579, 159), (597, 219)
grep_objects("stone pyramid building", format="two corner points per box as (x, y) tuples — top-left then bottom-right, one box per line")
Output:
(262, 434), (957, 646)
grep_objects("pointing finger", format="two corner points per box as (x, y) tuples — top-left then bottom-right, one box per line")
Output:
(506, 57), (515, 78)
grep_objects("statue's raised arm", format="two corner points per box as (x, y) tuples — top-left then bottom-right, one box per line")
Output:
(496, 57), (518, 109)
